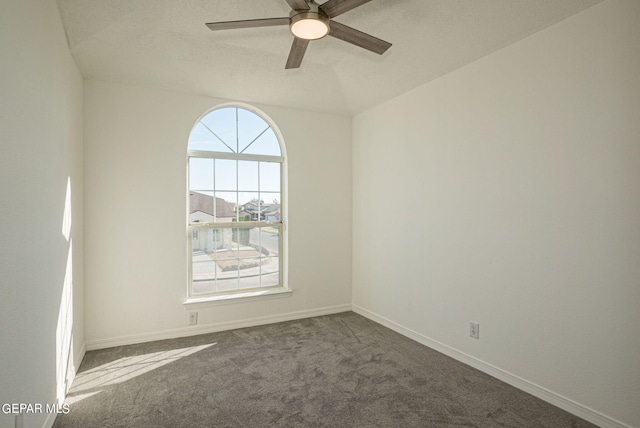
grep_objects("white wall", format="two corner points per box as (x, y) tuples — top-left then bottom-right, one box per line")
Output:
(0, 0), (84, 427)
(353, 1), (639, 427)
(83, 80), (352, 346)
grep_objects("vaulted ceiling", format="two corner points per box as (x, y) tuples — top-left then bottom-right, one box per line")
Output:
(56, 0), (601, 115)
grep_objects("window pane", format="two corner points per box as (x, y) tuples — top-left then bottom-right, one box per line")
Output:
(232, 227), (251, 248)
(239, 227), (264, 289)
(211, 229), (225, 254)
(238, 160), (259, 191)
(200, 108), (237, 153)
(260, 193), (280, 222)
(193, 277), (217, 294)
(238, 109), (270, 153)
(248, 227), (262, 250)
(261, 257), (279, 287)
(259, 227), (279, 257)
(244, 128), (281, 156)
(259, 162), (280, 192)
(216, 277), (238, 293)
(191, 242), (216, 294)
(189, 191), (214, 224)
(188, 122), (233, 153)
(214, 192), (236, 222)
(239, 275), (260, 290)
(238, 192), (259, 221)
(192, 229), (223, 255)
(215, 159), (236, 191)
(217, 252), (238, 263)
(213, 228), (237, 260)
(189, 158), (213, 191)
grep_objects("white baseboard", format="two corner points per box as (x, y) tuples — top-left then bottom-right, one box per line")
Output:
(352, 304), (631, 428)
(85, 304), (352, 351)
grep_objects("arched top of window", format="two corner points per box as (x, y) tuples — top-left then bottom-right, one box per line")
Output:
(188, 106), (282, 157)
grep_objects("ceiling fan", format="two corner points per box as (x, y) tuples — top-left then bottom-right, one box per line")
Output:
(205, 0), (392, 69)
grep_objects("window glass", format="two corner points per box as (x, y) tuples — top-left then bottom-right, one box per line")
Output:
(238, 109), (270, 153)
(189, 158), (213, 191)
(259, 162), (280, 192)
(200, 108), (237, 152)
(243, 128), (281, 156)
(238, 161), (259, 191)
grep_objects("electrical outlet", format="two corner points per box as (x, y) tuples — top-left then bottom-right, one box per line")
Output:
(188, 312), (198, 325)
(470, 321), (480, 339)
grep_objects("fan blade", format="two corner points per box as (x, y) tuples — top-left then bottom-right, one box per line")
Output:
(206, 17), (289, 31)
(319, 0), (371, 18)
(328, 21), (391, 55)
(285, 37), (310, 69)
(285, 0), (310, 10)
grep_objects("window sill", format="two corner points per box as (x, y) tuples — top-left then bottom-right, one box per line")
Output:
(183, 287), (292, 309)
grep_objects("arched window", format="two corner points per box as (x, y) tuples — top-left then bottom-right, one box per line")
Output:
(187, 105), (286, 298)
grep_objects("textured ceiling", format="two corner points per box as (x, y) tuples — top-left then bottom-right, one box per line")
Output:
(56, 0), (601, 116)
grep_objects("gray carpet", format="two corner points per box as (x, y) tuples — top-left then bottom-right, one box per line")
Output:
(53, 312), (596, 427)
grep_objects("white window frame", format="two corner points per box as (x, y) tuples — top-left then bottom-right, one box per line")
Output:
(183, 104), (289, 307)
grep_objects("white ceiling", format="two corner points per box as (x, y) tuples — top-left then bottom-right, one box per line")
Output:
(56, 0), (601, 116)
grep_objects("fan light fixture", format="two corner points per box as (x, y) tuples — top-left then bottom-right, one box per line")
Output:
(290, 13), (329, 40)
(289, 2), (330, 41)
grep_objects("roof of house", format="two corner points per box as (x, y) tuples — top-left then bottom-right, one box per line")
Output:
(241, 201), (260, 211)
(190, 192), (235, 218)
(263, 203), (280, 215)
(241, 201), (280, 213)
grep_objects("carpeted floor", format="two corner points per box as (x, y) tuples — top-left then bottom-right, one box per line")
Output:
(53, 312), (596, 427)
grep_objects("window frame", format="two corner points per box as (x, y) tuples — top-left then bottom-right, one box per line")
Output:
(184, 104), (289, 306)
